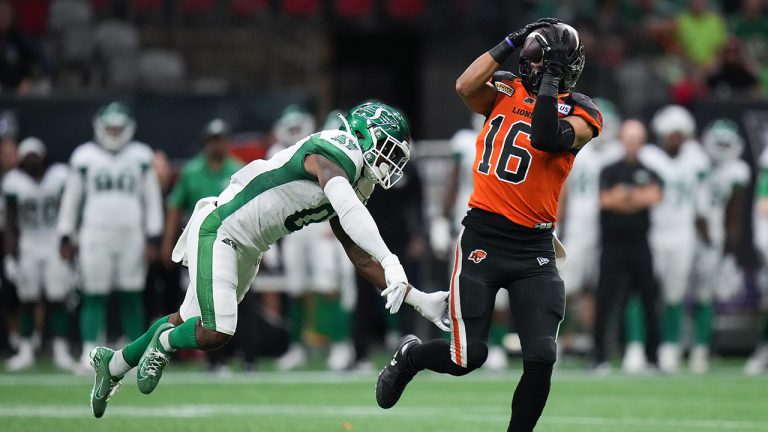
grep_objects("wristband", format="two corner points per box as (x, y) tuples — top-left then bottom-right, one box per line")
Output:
(488, 37), (515, 64)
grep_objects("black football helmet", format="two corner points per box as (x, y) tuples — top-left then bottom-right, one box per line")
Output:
(518, 22), (585, 95)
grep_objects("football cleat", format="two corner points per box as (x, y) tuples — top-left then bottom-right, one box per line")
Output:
(689, 345), (710, 374)
(89, 347), (123, 418)
(622, 342), (647, 375)
(376, 335), (421, 409)
(136, 323), (175, 394)
(744, 345), (768, 375)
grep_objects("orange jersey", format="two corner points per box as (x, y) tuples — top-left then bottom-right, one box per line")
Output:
(467, 73), (603, 229)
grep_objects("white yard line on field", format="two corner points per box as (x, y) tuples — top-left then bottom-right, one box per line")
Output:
(0, 404), (765, 430)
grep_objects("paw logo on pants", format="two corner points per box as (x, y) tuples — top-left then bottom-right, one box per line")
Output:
(468, 249), (487, 264)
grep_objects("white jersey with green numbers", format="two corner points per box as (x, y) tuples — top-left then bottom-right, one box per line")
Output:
(214, 129), (372, 255)
(703, 159), (750, 247)
(2, 164), (68, 251)
(641, 141), (710, 246)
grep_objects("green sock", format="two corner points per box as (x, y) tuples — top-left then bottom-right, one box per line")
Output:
(169, 317), (201, 350)
(19, 304), (34, 338)
(315, 294), (349, 343)
(662, 303), (683, 343)
(48, 302), (69, 338)
(80, 294), (107, 343)
(288, 297), (305, 343)
(489, 322), (507, 346)
(694, 303), (714, 346)
(122, 314), (171, 367)
(118, 291), (146, 340)
(625, 296), (646, 343)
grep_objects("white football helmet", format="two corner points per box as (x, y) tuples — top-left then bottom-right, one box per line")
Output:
(651, 104), (696, 140)
(702, 119), (744, 164)
(93, 102), (135, 152)
(274, 105), (316, 147)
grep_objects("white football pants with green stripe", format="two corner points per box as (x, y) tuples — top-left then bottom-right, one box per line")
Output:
(177, 201), (261, 335)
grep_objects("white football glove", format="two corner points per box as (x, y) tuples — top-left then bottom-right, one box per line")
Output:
(4, 256), (19, 285)
(405, 288), (451, 332)
(380, 254), (409, 313)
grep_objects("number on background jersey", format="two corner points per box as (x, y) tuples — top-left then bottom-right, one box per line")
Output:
(477, 116), (532, 184)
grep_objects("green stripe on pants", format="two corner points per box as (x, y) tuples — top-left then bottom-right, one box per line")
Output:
(197, 210), (223, 331)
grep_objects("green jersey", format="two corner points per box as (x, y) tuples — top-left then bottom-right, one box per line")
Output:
(169, 155), (243, 213)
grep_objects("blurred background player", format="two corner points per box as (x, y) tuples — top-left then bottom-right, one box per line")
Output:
(690, 119), (750, 373)
(58, 102), (164, 371)
(0, 110), (18, 353)
(640, 104), (710, 374)
(432, 112), (510, 371)
(558, 98), (622, 358)
(276, 109), (357, 371)
(748, 139), (768, 375)
(3, 137), (73, 371)
(161, 118), (243, 373)
(591, 119), (662, 374)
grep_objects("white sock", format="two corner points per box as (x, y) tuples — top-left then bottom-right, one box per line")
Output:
(159, 329), (175, 353)
(108, 350), (131, 377)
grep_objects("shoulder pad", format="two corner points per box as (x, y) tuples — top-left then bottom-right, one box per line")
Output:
(567, 93), (602, 125)
(2, 169), (22, 194)
(491, 71), (517, 84)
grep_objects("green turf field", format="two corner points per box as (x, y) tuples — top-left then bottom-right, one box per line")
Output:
(0, 363), (766, 432)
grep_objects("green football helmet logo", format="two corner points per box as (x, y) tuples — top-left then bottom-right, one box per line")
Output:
(341, 101), (411, 189)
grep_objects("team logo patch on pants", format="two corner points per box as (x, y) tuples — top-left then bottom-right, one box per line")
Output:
(468, 249), (487, 264)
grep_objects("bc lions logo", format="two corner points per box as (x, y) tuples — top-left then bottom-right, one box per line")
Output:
(468, 249), (487, 264)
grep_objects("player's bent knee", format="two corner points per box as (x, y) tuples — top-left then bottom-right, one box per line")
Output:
(195, 325), (232, 351)
(452, 342), (488, 375)
(523, 337), (557, 365)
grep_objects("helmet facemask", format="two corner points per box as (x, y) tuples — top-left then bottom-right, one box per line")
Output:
(361, 126), (410, 189)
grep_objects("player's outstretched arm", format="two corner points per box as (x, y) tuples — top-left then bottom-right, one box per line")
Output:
(331, 216), (450, 332)
(306, 153), (409, 312)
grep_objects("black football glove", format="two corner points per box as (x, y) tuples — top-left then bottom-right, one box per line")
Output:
(536, 27), (575, 79)
(508, 17), (562, 49)
(489, 17), (562, 64)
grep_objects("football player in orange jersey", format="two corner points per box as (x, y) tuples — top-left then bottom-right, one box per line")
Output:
(376, 19), (603, 431)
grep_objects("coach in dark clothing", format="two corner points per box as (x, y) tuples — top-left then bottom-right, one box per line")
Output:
(592, 119), (662, 369)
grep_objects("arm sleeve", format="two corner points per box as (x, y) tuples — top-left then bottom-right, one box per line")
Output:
(57, 167), (84, 238)
(530, 94), (577, 153)
(324, 176), (392, 263)
(142, 165), (164, 238)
